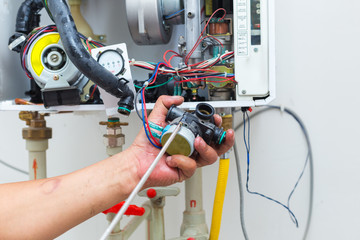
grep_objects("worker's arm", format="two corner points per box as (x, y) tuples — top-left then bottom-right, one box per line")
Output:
(0, 96), (234, 240)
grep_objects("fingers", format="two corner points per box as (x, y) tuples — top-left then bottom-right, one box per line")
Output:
(194, 137), (220, 167)
(166, 155), (197, 182)
(213, 114), (222, 127)
(194, 129), (235, 167)
(213, 129), (235, 156)
(148, 96), (184, 126)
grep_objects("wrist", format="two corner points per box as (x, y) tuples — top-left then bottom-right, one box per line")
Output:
(113, 149), (141, 198)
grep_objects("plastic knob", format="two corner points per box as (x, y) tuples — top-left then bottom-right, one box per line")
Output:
(102, 201), (145, 216)
(147, 188), (157, 199)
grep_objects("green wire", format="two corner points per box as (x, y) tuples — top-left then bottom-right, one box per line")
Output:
(43, 0), (54, 21)
(134, 77), (174, 90)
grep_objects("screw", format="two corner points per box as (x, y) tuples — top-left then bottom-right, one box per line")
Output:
(85, 94), (90, 100)
(50, 54), (59, 62)
(187, 12), (194, 18)
(254, 48), (259, 53)
(53, 75), (59, 81)
(242, 90), (247, 94)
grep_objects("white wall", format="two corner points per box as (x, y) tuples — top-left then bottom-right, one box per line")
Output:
(0, 0), (359, 239)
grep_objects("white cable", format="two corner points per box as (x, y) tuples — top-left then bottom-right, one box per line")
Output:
(100, 123), (182, 240)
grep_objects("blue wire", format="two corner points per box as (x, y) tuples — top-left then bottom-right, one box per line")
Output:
(141, 88), (162, 149)
(148, 62), (166, 84)
(243, 111), (299, 227)
(164, 9), (185, 19)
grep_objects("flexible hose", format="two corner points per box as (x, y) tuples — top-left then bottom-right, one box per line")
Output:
(46, 0), (135, 114)
(209, 157), (230, 240)
(15, 0), (44, 34)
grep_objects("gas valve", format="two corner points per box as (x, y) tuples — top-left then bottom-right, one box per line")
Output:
(160, 103), (226, 156)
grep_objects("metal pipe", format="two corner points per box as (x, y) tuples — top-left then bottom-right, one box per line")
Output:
(184, 0), (203, 60)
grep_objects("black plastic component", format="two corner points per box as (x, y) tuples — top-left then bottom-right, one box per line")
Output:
(166, 103), (225, 145)
(183, 90), (206, 102)
(42, 88), (81, 108)
(47, 0), (134, 115)
(86, 85), (103, 104)
(211, 0), (233, 16)
(9, 0), (44, 53)
(195, 103), (215, 121)
(15, 0), (43, 34)
(25, 79), (43, 103)
(134, 75), (175, 103)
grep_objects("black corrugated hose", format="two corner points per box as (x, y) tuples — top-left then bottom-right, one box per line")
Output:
(46, 0), (135, 115)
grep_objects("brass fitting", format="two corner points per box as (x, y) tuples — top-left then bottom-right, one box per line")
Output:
(221, 114), (233, 131)
(19, 111), (52, 140)
(99, 118), (128, 148)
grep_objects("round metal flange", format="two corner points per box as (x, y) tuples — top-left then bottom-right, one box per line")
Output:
(126, 0), (172, 45)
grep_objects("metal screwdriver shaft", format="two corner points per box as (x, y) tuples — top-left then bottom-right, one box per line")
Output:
(100, 123), (182, 240)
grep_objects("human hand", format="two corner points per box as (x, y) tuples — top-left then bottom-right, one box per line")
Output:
(126, 95), (235, 188)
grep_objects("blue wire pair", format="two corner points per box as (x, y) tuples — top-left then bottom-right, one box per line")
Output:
(243, 111), (299, 227)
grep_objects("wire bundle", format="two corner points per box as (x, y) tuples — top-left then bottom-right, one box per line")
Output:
(134, 62), (171, 149)
(131, 51), (236, 86)
(131, 7), (235, 89)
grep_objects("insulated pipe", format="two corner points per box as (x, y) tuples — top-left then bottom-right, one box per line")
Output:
(47, 0), (135, 114)
(15, 0), (44, 34)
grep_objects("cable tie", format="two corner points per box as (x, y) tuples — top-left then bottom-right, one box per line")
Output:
(144, 81), (149, 87)
(175, 68), (181, 78)
(87, 37), (93, 41)
(224, 72), (227, 78)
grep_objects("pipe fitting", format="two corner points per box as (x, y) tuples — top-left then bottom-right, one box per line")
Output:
(19, 111), (52, 141)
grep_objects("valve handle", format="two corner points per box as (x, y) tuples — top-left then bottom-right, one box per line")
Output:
(102, 201), (145, 216)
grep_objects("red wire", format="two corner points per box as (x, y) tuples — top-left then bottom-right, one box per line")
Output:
(90, 85), (98, 99)
(86, 39), (92, 53)
(163, 50), (181, 67)
(142, 90), (162, 146)
(185, 8), (227, 64)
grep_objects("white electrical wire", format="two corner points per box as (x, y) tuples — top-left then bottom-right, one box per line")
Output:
(99, 123), (182, 240)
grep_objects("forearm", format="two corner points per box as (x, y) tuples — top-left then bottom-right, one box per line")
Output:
(0, 151), (139, 240)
